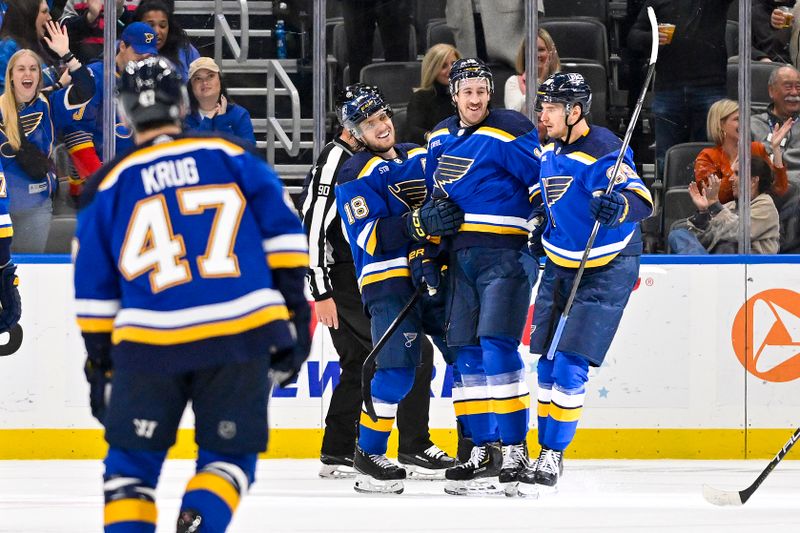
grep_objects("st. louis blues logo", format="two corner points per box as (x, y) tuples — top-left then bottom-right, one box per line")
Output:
(541, 175), (573, 207)
(403, 332), (418, 348)
(144, 32), (155, 44)
(433, 154), (474, 196)
(389, 179), (428, 210)
(0, 112), (44, 157)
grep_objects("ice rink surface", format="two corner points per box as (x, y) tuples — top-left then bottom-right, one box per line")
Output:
(2, 459), (799, 532)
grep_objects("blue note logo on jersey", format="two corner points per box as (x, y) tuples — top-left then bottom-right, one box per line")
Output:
(433, 154), (474, 193)
(1, 112), (45, 157)
(388, 178), (427, 210)
(542, 175), (573, 206)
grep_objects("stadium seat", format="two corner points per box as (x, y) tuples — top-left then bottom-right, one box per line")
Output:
(392, 107), (408, 143)
(360, 61), (422, 109)
(332, 22), (418, 84)
(487, 62), (515, 111)
(44, 216), (77, 254)
(662, 188), (696, 247)
(427, 19), (456, 49)
(540, 17), (609, 71)
(726, 61), (782, 113)
(726, 20), (738, 59)
(415, 0), (446, 52)
(663, 142), (714, 191)
(542, 0), (607, 22)
(560, 62), (608, 126)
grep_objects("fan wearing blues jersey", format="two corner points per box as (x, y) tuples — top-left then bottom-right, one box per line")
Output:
(73, 57), (311, 533)
(425, 58), (542, 496)
(519, 73), (654, 494)
(335, 84), (461, 494)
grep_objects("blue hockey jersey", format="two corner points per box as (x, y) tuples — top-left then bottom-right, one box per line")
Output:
(335, 144), (428, 302)
(73, 134), (309, 373)
(425, 108), (541, 250)
(0, 159), (12, 265)
(536, 126), (654, 268)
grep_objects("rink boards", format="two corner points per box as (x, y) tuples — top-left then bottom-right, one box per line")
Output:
(2, 255), (800, 460)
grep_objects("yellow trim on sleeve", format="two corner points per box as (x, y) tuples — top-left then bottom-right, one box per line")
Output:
(360, 267), (410, 287)
(544, 251), (618, 269)
(0, 227), (13, 238)
(185, 472), (241, 512)
(366, 223), (378, 255)
(76, 317), (115, 333)
(67, 141), (95, 154)
(267, 252), (310, 269)
(459, 223), (529, 236)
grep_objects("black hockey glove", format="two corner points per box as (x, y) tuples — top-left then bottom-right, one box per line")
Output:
(590, 191), (629, 228)
(0, 263), (21, 333)
(271, 303), (312, 388)
(406, 198), (464, 242)
(408, 242), (441, 294)
(84, 356), (112, 424)
(527, 206), (547, 259)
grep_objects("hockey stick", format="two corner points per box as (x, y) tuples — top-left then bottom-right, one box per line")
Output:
(702, 427), (800, 506)
(545, 6), (659, 361)
(361, 284), (425, 422)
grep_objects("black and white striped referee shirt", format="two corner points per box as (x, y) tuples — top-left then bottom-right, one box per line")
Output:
(298, 137), (355, 301)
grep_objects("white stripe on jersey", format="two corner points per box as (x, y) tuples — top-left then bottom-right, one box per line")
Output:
(114, 288), (285, 329)
(543, 229), (634, 260)
(463, 213), (531, 231)
(75, 298), (122, 317)
(262, 234), (309, 253)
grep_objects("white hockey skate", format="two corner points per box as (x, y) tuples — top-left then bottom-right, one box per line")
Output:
(353, 446), (406, 495)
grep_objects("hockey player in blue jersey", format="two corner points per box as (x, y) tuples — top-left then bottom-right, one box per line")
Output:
(73, 57), (311, 533)
(334, 85), (462, 494)
(424, 58), (542, 495)
(518, 73), (653, 495)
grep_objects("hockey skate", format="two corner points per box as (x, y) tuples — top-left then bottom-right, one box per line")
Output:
(353, 445), (406, 494)
(176, 510), (202, 533)
(319, 453), (356, 479)
(443, 442), (503, 496)
(517, 447), (562, 497)
(499, 442), (531, 497)
(398, 444), (457, 480)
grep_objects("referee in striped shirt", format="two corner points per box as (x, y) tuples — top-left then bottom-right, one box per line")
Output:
(299, 86), (448, 478)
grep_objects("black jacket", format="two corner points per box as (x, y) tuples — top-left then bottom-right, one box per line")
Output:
(404, 82), (455, 145)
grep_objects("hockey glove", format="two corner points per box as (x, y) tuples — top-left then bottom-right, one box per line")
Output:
(409, 242), (441, 294)
(406, 198), (464, 242)
(84, 355), (112, 424)
(0, 263), (21, 333)
(271, 303), (312, 388)
(527, 206), (547, 259)
(590, 191), (629, 228)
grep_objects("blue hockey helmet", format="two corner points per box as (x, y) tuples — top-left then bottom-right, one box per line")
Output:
(336, 84), (393, 133)
(117, 56), (188, 131)
(448, 58), (494, 96)
(535, 72), (592, 117)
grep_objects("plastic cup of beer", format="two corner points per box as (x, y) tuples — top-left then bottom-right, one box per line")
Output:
(659, 23), (676, 44)
(780, 6), (794, 29)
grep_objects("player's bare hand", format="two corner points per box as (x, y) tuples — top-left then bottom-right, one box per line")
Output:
(315, 297), (338, 329)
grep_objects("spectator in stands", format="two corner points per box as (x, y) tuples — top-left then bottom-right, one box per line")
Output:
(696, 99), (789, 205)
(752, 0), (795, 63)
(61, 21), (158, 197)
(0, 21), (95, 252)
(59, 0), (138, 63)
(445, 0), (543, 68)
(0, 0), (60, 88)
(134, 0), (197, 81)
(504, 29), (560, 114)
(669, 157), (780, 254)
(338, 0), (413, 85)
(404, 43), (461, 145)
(185, 56), (256, 146)
(628, 0), (732, 178)
(752, 65), (800, 182)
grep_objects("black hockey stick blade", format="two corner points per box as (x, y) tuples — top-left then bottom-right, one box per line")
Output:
(703, 426), (800, 506)
(361, 285), (424, 422)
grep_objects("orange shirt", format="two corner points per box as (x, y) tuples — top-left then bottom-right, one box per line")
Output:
(694, 141), (788, 204)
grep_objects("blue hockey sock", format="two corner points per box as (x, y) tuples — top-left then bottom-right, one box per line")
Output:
(453, 345), (498, 445)
(482, 336), (530, 445)
(536, 356), (555, 447)
(103, 448), (166, 533)
(358, 367), (415, 455)
(542, 351), (589, 451)
(180, 450), (256, 533)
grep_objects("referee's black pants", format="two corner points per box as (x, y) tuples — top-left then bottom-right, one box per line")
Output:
(320, 263), (435, 457)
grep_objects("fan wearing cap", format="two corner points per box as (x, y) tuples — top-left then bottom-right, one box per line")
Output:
(515, 72), (654, 494)
(184, 57), (255, 146)
(424, 58), (543, 495)
(59, 21), (158, 195)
